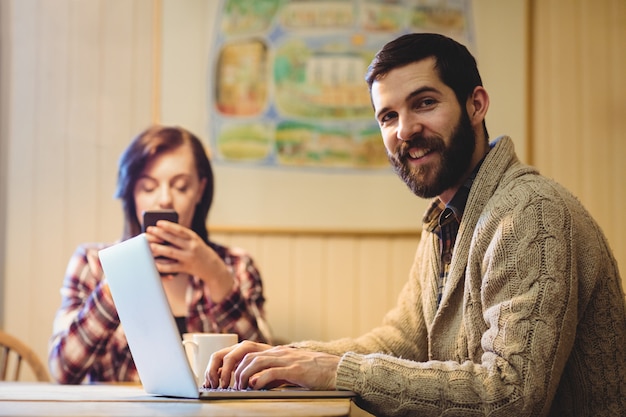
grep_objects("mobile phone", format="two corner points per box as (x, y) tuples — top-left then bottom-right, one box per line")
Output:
(142, 209), (178, 233)
(142, 210), (178, 265)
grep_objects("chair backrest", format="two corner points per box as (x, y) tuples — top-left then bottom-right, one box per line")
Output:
(0, 330), (50, 381)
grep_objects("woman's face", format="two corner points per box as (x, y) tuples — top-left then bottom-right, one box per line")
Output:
(133, 144), (206, 229)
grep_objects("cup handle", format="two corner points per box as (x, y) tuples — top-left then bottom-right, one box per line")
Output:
(182, 340), (199, 375)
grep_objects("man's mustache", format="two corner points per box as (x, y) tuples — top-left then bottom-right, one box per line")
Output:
(394, 135), (444, 161)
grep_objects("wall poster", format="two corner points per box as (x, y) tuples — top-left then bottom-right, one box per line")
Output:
(211, 0), (471, 171)
(205, 0), (474, 230)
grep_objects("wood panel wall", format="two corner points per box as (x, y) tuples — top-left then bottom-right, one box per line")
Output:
(530, 0), (626, 289)
(211, 230), (419, 344)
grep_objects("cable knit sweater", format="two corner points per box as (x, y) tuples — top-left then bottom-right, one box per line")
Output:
(293, 136), (626, 417)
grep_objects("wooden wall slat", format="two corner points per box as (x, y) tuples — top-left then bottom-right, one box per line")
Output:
(292, 237), (325, 342)
(324, 238), (357, 341)
(531, 0), (626, 292)
(389, 237), (420, 307)
(355, 239), (389, 336)
(33, 0), (71, 348)
(579, 0), (611, 222)
(4, 0), (41, 354)
(608, 0), (626, 263)
(256, 235), (296, 344)
(66, 0), (102, 247)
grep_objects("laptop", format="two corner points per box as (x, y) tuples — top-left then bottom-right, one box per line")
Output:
(98, 234), (356, 400)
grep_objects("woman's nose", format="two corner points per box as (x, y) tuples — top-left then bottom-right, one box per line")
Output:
(157, 185), (174, 208)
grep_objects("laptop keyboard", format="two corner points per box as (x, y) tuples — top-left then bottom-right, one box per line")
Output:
(200, 386), (255, 393)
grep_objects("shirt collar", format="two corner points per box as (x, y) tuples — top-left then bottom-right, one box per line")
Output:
(422, 151), (489, 229)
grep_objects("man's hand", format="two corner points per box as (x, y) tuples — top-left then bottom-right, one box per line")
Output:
(205, 341), (340, 391)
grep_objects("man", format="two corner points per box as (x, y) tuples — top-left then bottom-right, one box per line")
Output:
(205, 33), (626, 417)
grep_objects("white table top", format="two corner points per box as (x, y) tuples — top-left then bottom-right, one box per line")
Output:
(0, 382), (354, 417)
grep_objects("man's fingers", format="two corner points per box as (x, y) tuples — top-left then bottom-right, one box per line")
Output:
(205, 341), (272, 389)
(206, 348), (230, 388)
(233, 348), (291, 389)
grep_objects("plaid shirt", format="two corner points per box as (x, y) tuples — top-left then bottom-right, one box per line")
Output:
(422, 161), (484, 306)
(48, 240), (269, 384)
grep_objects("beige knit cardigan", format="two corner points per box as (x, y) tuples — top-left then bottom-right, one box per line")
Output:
(293, 136), (626, 417)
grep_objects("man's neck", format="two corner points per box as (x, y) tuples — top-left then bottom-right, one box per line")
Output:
(438, 141), (490, 205)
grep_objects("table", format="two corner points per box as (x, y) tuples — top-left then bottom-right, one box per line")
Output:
(0, 382), (356, 417)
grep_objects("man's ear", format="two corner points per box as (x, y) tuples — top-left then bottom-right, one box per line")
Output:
(467, 86), (489, 126)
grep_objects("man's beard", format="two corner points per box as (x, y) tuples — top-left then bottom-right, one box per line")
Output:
(387, 110), (476, 199)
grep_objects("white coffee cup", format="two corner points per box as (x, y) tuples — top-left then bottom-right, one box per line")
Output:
(182, 333), (238, 386)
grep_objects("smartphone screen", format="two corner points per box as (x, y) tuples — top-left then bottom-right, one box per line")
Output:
(142, 210), (178, 265)
(141, 209), (178, 233)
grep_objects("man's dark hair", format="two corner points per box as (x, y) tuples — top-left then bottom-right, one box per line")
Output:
(366, 33), (488, 138)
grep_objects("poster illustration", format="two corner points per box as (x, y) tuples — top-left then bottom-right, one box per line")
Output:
(208, 0), (474, 172)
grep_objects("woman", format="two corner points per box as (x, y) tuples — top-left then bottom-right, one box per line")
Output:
(48, 125), (271, 384)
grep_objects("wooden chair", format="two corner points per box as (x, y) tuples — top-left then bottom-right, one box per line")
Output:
(0, 330), (50, 381)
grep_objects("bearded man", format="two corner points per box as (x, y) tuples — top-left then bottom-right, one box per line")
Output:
(205, 33), (626, 417)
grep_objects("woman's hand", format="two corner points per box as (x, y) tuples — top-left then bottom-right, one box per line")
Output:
(144, 220), (234, 302)
(205, 341), (340, 391)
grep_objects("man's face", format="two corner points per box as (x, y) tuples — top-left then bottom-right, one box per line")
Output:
(371, 58), (476, 200)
